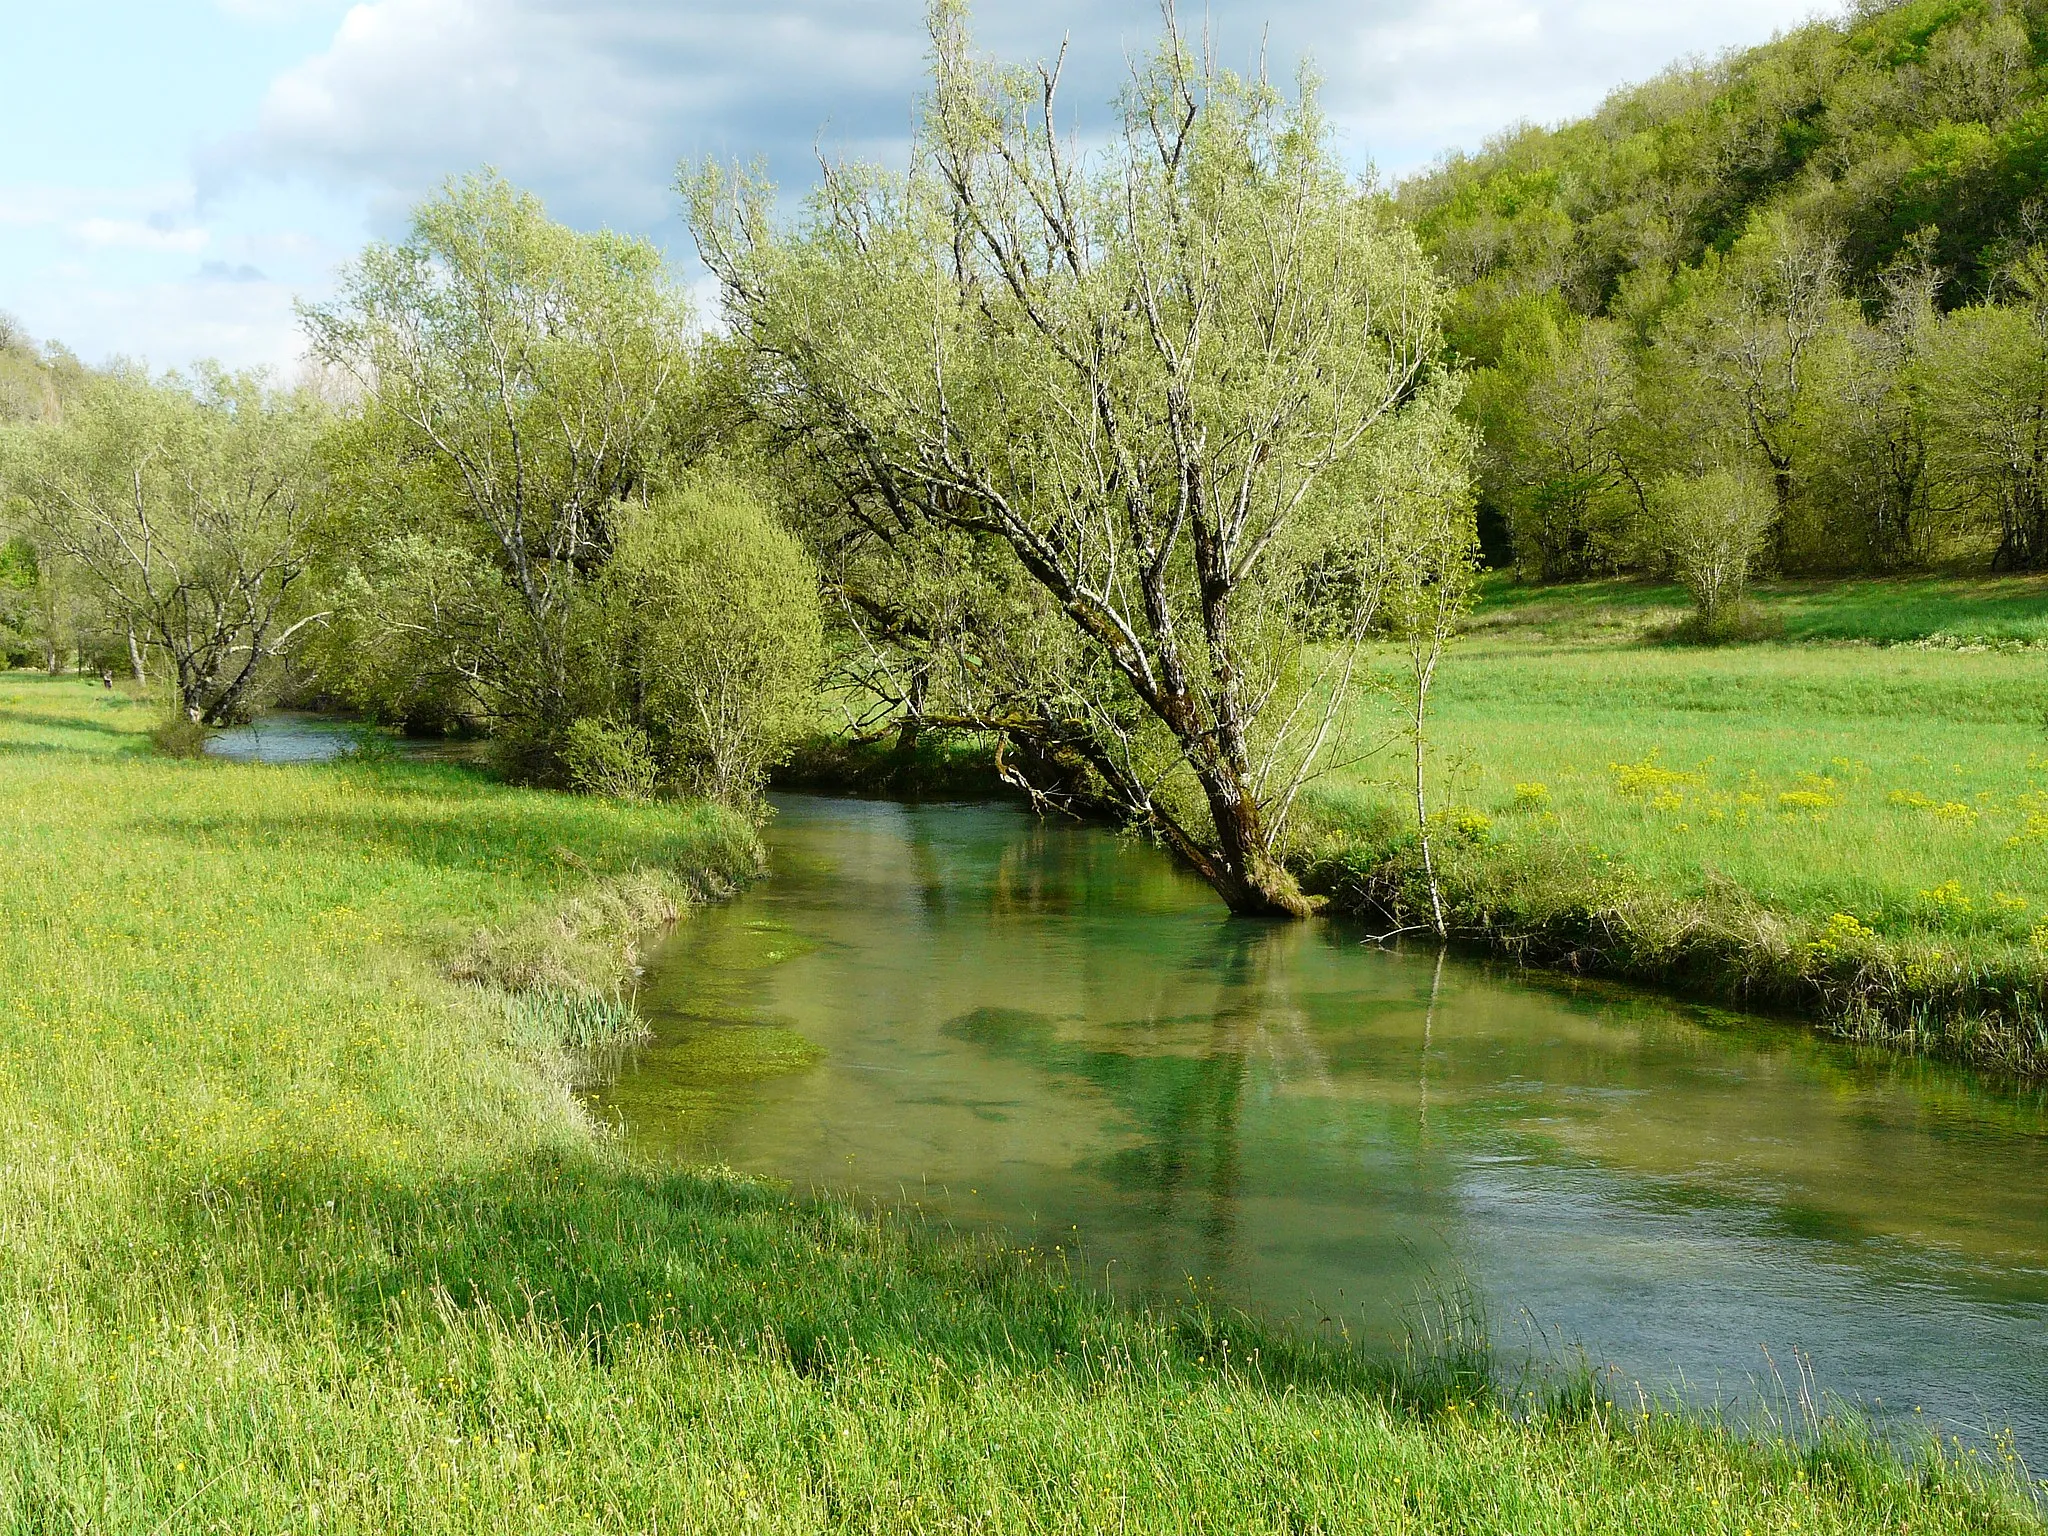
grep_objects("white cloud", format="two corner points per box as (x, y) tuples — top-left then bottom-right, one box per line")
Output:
(1323, 0), (1834, 170)
(17, 273), (305, 373)
(224, 0), (930, 231)
(217, 0), (1830, 238)
(74, 217), (211, 254)
(0, 183), (197, 231)
(9, 0), (1827, 370)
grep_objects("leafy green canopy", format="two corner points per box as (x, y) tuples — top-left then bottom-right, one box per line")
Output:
(1406, 0), (2048, 349)
(585, 478), (826, 805)
(3, 367), (327, 722)
(302, 172), (695, 767)
(690, 1), (1474, 915)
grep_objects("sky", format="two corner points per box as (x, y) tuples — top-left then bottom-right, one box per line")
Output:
(1, 0), (1834, 374)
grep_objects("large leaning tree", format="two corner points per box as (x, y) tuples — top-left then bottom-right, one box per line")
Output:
(689, 1), (1468, 916)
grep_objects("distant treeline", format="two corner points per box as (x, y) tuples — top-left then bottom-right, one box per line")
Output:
(1403, 0), (2048, 578)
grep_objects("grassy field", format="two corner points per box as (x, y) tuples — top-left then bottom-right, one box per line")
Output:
(1304, 576), (2048, 1072)
(1, 671), (2039, 1532)
(1463, 571), (2048, 646)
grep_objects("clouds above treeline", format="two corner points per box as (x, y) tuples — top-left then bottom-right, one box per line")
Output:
(217, 0), (1832, 232)
(2, 0), (1831, 372)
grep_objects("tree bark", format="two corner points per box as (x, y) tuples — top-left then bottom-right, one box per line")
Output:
(1199, 777), (1314, 918)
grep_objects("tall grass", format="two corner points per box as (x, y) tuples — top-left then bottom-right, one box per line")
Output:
(0, 672), (2036, 1532)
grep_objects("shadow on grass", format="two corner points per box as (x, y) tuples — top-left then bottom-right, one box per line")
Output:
(0, 707), (150, 741)
(161, 1147), (1498, 1412)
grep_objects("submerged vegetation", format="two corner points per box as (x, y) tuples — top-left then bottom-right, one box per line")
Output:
(2, 673), (2042, 1531)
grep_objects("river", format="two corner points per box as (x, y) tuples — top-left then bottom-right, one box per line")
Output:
(590, 792), (2048, 1461)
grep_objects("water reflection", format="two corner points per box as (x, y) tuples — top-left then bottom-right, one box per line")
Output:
(590, 795), (2048, 1458)
(205, 712), (487, 766)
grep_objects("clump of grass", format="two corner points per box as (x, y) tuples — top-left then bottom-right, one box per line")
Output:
(1466, 571), (2048, 646)
(450, 869), (691, 997)
(476, 982), (649, 1052)
(147, 713), (210, 758)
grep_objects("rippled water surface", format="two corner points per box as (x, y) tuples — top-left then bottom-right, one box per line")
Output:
(587, 794), (2048, 1457)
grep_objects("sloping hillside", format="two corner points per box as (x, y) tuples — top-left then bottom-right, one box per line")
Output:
(1404, 0), (2048, 358)
(1399, 0), (2048, 582)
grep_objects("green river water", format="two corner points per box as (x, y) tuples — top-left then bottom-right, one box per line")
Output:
(589, 793), (2048, 1461)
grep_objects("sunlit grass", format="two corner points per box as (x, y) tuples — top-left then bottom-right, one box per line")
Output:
(1312, 617), (2048, 1068)
(0, 671), (2037, 1532)
(1466, 570), (2048, 645)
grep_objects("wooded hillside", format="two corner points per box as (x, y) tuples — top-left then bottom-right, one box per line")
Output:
(1402, 0), (2048, 582)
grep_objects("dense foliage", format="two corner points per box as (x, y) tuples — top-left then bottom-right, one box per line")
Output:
(692, 1), (1474, 913)
(1406, 0), (2048, 589)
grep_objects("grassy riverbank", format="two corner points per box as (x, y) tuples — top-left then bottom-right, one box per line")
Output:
(0, 672), (2038, 1533)
(1302, 576), (2048, 1074)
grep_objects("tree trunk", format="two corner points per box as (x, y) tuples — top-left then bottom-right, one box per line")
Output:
(1201, 780), (1314, 918)
(894, 669), (928, 757)
(1768, 463), (1796, 571)
(125, 624), (146, 686)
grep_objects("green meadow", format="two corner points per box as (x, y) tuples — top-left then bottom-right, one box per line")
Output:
(1305, 577), (2048, 1070)
(0, 670), (2038, 1533)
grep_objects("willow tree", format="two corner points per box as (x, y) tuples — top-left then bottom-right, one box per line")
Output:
(690, 2), (1463, 916)
(301, 172), (692, 767)
(6, 368), (326, 722)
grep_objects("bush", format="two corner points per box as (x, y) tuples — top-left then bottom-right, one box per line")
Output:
(562, 717), (660, 801)
(1643, 466), (1776, 629)
(1659, 599), (1786, 646)
(149, 715), (210, 759)
(594, 478), (825, 806)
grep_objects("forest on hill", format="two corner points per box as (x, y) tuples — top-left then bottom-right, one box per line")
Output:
(1403, 0), (2048, 585)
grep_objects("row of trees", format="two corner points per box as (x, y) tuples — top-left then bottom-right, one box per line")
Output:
(3, 1), (1490, 918)
(0, 185), (824, 802)
(22, 0), (2048, 917)
(1468, 216), (2048, 591)
(15, 1), (2048, 910)
(1403, 0), (2048, 591)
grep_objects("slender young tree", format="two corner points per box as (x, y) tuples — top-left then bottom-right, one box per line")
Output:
(690, 1), (1466, 915)
(1661, 215), (1845, 564)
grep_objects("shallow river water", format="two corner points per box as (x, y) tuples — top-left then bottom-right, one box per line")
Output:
(205, 712), (487, 765)
(589, 794), (2048, 1460)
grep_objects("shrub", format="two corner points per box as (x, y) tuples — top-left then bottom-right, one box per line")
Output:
(149, 715), (210, 759)
(1643, 466), (1777, 632)
(595, 478), (825, 806)
(562, 717), (660, 802)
